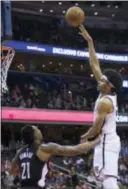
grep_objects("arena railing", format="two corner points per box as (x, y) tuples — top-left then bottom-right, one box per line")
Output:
(51, 162), (99, 188)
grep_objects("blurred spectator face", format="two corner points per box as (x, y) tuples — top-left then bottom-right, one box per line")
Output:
(55, 95), (62, 109)
(20, 99), (26, 108)
(82, 184), (88, 189)
(27, 98), (31, 105)
(12, 89), (18, 98)
(56, 183), (61, 189)
(48, 100), (54, 109)
(71, 166), (76, 174)
(32, 104), (37, 108)
(75, 185), (81, 189)
(29, 84), (35, 90)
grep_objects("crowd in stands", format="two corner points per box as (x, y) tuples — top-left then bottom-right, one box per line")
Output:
(1, 131), (128, 189)
(2, 82), (94, 111)
(12, 12), (128, 53)
(1, 3), (128, 189)
(2, 73), (128, 113)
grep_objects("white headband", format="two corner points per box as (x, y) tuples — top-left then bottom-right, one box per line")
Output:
(102, 75), (115, 88)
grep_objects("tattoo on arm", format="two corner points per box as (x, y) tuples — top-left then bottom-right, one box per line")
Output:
(39, 141), (98, 156)
(10, 153), (19, 176)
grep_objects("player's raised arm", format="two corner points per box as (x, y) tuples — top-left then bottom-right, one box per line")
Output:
(79, 25), (103, 82)
(37, 137), (100, 157)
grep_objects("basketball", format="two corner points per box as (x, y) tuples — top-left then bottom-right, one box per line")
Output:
(65, 6), (85, 27)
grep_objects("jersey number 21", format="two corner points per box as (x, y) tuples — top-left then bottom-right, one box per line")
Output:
(21, 162), (30, 179)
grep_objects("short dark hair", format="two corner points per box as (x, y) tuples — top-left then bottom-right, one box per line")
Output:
(103, 69), (122, 93)
(21, 125), (35, 145)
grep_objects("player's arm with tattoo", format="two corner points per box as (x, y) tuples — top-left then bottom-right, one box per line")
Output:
(10, 153), (20, 176)
(79, 25), (103, 82)
(38, 137), (100, 157)
(81, 98), (112, 140)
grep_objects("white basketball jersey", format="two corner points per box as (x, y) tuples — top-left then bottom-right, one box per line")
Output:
(94, 94), (118, 136)
(93, 94), (121, 175)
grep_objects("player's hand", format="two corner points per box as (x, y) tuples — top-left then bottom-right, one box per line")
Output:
(79, 25), (93, 43)
(80, 138), (87, 144)
(94, 135), (101, 145)
(80, 134), (88, 143)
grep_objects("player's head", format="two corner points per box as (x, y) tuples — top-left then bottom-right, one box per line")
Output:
(98, 69), (122, 94)
(21, 125), (43, 145)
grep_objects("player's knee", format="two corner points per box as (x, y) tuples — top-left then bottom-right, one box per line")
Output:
(103, 177), (119, 189)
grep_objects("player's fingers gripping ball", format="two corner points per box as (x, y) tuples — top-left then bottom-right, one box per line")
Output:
(65, 6), (85, 27)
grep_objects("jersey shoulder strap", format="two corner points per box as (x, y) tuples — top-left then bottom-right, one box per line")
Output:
(17, 145), (29, 159)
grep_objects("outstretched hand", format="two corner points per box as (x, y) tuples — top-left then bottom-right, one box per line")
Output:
(94, 135), (101, 145)
(79, 25), (93, 43)
(80, 133), (101, 145)
(80, 133), (88, 143)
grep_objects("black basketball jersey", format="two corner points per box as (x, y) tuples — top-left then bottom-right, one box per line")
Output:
(17, 144), (49, 188)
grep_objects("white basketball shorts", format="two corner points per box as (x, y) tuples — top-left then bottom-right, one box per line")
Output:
(93, 134), (121, 180)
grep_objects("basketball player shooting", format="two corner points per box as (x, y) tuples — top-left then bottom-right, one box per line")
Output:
(79, 25), (122, 189)
(10, 125), (100, 189)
